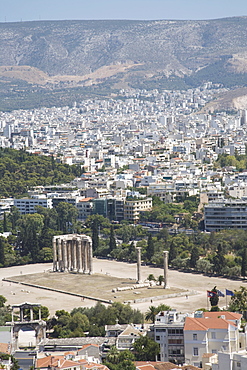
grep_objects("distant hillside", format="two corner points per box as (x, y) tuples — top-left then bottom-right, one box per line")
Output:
(1, 18), (247, 109)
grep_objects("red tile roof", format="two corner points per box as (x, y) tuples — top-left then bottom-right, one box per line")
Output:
(202, 311), (242, 321)
(184, 317), (236, 331)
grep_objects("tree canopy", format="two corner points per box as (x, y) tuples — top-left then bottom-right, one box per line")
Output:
(0, 148), (80, 198)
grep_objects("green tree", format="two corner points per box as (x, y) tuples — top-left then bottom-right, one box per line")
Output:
(157, 275), (164, 285)
(144, 306), (157, 323)
(168, 240), (177, 263)
(241, 248), (247, 278)
(213, 244), (225, 274)
(105, 348), (135, 370)
(9, 206), (21, 230)
(147, 274), (156, 282)
(106, 346), (120, 365)
(109, 225), (117, 252)
(190, 246), (200, 268)
(56, 202), (78, 233)
(0, 295), (7, 308)
(228, 286), (247, 313)
(17, 213), (44, 262)
(0, 237), (5, 267)
(3, 212), (8, 232)
(92, 218), (99, 251)
(196, 258), (213, 273)
(146, 234), (155, 261)
(133, 335), (160, 361)
(24, 305), (49, 320)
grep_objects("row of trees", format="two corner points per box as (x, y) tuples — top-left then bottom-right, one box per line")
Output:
(83, 215), (247, 280)
(3, 206), (247, 280)
(0, 202), (80, 266)
(48, 302), (143, 338)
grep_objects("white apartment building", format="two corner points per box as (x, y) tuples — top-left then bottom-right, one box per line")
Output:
(14, 197), (53, 214)
(124, 197), (152, 223)
(184, 315), (240, 367)
(204, 199), (247, 231)
(154, 310), (187, 364)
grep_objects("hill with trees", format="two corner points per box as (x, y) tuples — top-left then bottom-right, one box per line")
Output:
(0, 148), (80, 197)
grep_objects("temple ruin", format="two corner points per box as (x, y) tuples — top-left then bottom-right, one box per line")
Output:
(52, 234), (93, 274)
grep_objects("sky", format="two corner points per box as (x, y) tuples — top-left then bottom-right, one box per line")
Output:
(1, 0), (247, 23)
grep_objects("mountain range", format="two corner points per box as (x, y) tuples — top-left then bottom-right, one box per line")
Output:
(1, 17), (247, 109)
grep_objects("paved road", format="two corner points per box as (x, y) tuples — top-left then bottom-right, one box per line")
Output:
(1, 259), (245, 316)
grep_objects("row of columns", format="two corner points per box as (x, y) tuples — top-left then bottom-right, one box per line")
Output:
(53, 234), (93, 274)
(136, 248), (169, 289)
(11, 304), (41, 323)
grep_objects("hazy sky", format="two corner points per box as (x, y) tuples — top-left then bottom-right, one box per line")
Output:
(1, 0), (247, 23)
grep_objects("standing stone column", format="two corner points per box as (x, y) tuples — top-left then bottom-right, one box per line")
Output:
(136, 247), (142, 284)
(163, 250), (169, 289)
(53, 238), (57, 272)
(62, 239), (68, 272)
(88, 238), (93, 275)
(78, 239), (83, 273)
(68, 240), (72, 271)
(71, 239), (75, 271)
(30, 308), (34, 321)
(20, 307), (24, 322)
(83, 238), (87, 274)
(73, 238), (78, 272)
(58, 238), (62, 272)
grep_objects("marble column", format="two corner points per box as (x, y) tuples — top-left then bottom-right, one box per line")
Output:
(78, 239), (83, 273)
(20, 307), (24, 322)
(68, 240), (72, 271)
(83, 238), (87, 273)
(136, 247), (142, 283)
(58, 239), (62, 272)
(163, 250), (169, 289)
(62, 239), (68, 272)
(53, 238), (57, 272)
(73, 238), (77, 272)
(30, 308), (34, 321)
(88, 238), (93, 275)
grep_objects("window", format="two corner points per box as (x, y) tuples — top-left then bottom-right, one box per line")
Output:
(193, 333), (197, 341)
(156, 336), (160, 340)
(212, 350), (217, 354)
(193, 348), (198, 356)
(211, 332), (216, 339)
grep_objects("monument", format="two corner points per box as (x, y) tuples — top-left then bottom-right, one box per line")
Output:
(52, 234), (93, 274)
(7, 303), (46, 351)
(163, 250), (169, 288)
(136, 246), (142, 284)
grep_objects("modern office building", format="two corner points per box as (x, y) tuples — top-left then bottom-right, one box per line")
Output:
(204, 199), (247, 231)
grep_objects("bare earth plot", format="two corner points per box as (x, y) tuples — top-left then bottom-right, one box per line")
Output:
(6, 272), (184, 304)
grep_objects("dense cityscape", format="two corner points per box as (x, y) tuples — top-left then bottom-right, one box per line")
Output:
(2, 2), (247, 369)
(0, 82), (247, 370)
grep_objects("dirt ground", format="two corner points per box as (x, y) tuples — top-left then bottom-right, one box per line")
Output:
(0, 259), (246, 316)
(7, 271), (184, 303)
